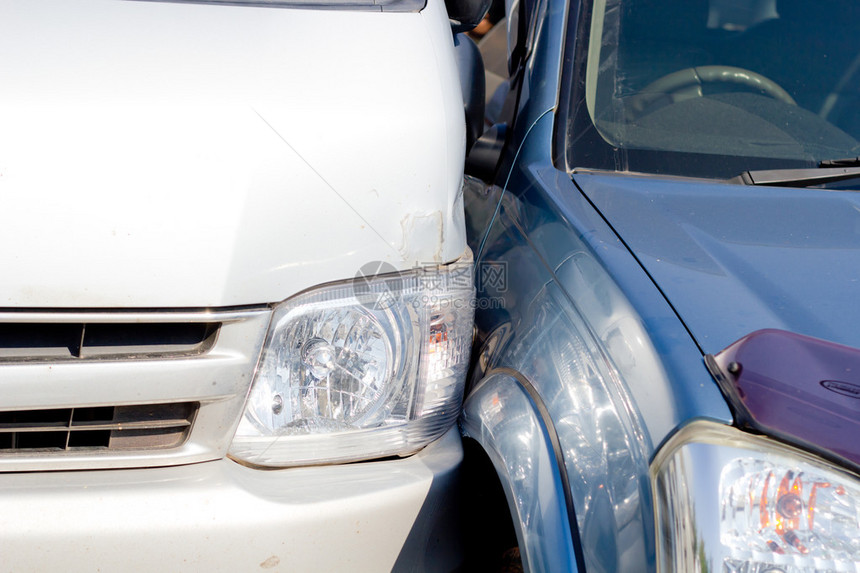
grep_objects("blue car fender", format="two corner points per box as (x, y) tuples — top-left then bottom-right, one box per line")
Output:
(461, 367), (583, 573)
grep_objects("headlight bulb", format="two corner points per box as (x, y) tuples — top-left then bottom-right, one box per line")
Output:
(301, 338), (336, 380)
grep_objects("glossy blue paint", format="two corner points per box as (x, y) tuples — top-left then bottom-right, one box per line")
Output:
(461, 371), (581, 573)
(466, 126), (731, 572)
(473, 149), (734, 444)
(576, 172), (860, 354)
(462, 0), (860, 569)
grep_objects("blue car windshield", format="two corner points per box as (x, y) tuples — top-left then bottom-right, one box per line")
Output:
(564, 0), (860, 179)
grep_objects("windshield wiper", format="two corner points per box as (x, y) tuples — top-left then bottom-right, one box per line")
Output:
(732, 156), (860, 188)
(820, 156), (860, 167)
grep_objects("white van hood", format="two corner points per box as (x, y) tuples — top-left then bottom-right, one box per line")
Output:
(0, 0), (466, 308)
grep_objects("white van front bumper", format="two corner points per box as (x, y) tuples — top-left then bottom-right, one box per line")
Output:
(0, 428), (463, 573)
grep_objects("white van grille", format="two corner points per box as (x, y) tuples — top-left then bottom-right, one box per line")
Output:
(0, 322), (218, 362)
(0, 309), (270, 472)
(0, 403), (197, 451)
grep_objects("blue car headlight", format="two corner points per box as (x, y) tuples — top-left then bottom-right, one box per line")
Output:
(652, 422), (860, 572)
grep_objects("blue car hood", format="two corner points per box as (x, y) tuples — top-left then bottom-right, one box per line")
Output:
(574, 172), (860, 354)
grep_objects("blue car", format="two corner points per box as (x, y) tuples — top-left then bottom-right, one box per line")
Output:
(457, 0), (860, 571)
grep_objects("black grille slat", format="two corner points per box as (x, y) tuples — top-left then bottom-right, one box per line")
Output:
(69, 406), (114, 423)
(0, 403), (198, 452)
(0, 409), (73, 426)
(0, 323), (218, 362)
(112, 402), (195, 423)
(0, 324), (80, 360)
(16, 432), (67, 450)
(68, 420), (192, 430)
(68, 431), (112, 449)
(109, 427), (190, 449)
(81, 323), (218, 358)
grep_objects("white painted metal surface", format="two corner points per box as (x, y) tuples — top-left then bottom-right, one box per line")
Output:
(0, 0), (469, 569)
(0, 427), (462, 572)
(0, 0), (467, 308)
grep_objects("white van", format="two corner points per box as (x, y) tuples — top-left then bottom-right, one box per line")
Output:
(0, 0), (481, 570)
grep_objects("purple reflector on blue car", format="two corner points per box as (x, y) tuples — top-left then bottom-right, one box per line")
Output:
(707, 329), (860, 471)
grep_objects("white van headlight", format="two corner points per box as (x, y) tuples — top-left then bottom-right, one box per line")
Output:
(229, 254), (474, 467)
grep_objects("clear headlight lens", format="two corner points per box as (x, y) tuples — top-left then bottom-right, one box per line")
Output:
(722, 459), (860, 565)
(229, 255), (474, 467)
(652, 422), (860, 573)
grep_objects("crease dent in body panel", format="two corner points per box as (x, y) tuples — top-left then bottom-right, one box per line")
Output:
(399, 211), (444, 264)
(251, 107), (401, 259)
